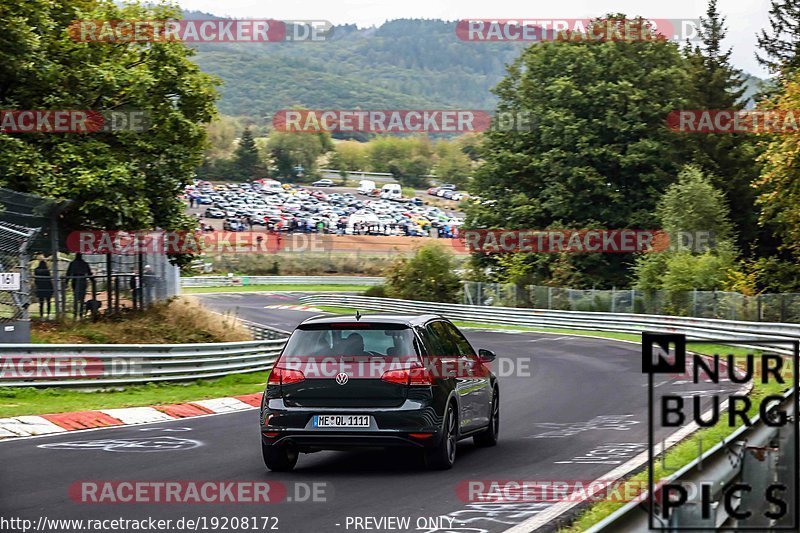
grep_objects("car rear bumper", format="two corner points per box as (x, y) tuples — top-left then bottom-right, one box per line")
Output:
(261, 431), (440, 451)
(261, 400), (443, 451)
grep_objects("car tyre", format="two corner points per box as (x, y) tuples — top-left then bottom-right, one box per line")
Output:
(425, 403), (457, 470)
(262, 442), (298, 472)
(473, 388), (499, 447)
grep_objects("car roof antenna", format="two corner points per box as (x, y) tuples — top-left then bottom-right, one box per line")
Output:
(355, 310), (362, 321)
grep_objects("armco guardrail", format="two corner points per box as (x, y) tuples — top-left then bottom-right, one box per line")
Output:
(298, 295), (800, 354)
(586, 389), (797, 532)
(181, 275), (384, 288)
(0, 323), (289, 387)
(240, 319), (291, 340)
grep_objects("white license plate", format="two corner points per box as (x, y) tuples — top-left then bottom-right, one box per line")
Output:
(313, 415), (371, 428)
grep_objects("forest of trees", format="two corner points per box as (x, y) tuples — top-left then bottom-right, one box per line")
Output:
(466, 5), (800, 293)
(3, 0), (798, 293)
(199, 128), (475, 188)
(189, 18), (524, 117)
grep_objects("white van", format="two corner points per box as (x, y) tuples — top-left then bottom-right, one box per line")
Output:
(380, 183), (403, 200)
(357, 179), (376, 195)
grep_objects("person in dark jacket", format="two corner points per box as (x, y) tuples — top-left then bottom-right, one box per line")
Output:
(66, 253), (92, 317)
(33, 260), (54, 318)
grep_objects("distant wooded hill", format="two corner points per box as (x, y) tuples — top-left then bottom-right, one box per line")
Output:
(186, 14), (766, 119)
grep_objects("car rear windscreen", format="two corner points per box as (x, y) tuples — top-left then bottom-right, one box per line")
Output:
(282, 324), (417, 359)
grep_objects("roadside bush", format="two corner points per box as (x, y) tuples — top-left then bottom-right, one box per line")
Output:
(363, 285), (387, 297)
(31, 297), (250, 344)
(384, 244), (461, 302)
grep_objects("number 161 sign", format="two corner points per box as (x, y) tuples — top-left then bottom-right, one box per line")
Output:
(0, 273), (21, 291)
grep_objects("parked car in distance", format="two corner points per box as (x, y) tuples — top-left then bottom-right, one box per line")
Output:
(380, 183), (403, 200)
(260, 179), (283, 193)
(312, 179), (334, 187)
(223, 218), (246, 231)
(357, 180), (376, 195)
(204, 208), (225, 218)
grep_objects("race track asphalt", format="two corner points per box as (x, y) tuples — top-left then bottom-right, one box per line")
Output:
(0, 292), (743, 533)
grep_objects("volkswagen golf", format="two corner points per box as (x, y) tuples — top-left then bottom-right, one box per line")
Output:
(260, 314), (500, 471)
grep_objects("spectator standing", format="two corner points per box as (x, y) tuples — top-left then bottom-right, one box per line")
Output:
(66, 253), (92, 317)
(33, 260), (54, 318)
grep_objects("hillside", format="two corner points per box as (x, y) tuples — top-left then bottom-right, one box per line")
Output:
(187, 15), (766, 119)
(189, 17), (523, 118)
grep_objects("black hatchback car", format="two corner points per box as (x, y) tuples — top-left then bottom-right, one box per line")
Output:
(260, 314), (500, 471)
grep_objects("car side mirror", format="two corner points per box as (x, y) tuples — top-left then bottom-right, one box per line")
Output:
(478, 349), (496, 363)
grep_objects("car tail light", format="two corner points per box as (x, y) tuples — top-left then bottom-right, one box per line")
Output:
(268, 366), (305, 385)
(381, 365), (433, 386)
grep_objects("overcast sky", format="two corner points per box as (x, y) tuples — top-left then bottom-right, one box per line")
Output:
(175, 0), (772, 77)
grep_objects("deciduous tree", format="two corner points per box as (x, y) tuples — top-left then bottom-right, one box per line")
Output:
(0, 0), (219, 259)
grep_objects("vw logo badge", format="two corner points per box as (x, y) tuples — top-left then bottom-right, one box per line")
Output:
(335, 372), (349, 385)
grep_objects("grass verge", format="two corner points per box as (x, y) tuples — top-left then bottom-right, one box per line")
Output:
(0, 372), (268, 418)
(182, 284), (372, 294)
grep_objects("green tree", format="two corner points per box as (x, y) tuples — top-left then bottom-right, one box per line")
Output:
(457, 133), (484, 162)
(230, 128), (261, 180)
(433, 140), (472, 187)
(468, 16), (694, 287)
(204, 116), (242, 160)
(753, 72), (800, 291)
(384, 244), (462, 302)
(0, 0), (218, 261)
(265, 131), (332, 181)
(363, 136), (434, 187)
(328, 140), (368, 172)
(683, 0), (762, 254)
(367, 136), (433, 177)
(388, 155), (431, 188)
(757, 0), (800, 75)
(635, 166), (738, 291)
(656, 165), (734, 240)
